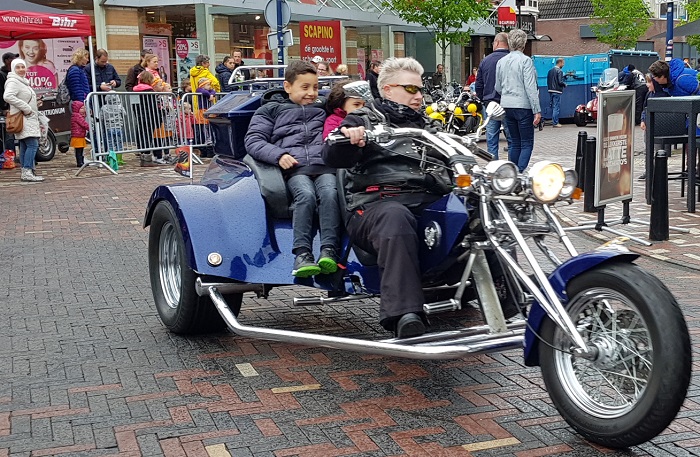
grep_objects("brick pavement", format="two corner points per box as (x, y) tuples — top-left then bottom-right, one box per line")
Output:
(0, 129), (697, 456)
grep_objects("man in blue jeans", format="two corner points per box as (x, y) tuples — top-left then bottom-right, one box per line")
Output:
(475, 32), (509, 159)
(547, 58), (566, 128)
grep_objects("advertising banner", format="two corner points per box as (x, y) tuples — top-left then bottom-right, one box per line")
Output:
(0, 37), (84, 133)
(595, 90), (635, 207)
(175, 38), (199, 89)
(299, 20), (342, 66)
(357, 48), (366, 80)
(143, 36), (171, 85)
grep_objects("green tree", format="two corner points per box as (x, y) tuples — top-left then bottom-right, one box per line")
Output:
(683, 0), (700, 50)
(385, 0), (491, 76)
(590, 0), (651, 49)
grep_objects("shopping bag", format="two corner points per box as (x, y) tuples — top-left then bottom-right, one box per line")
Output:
(2, 149), (16, 169)
(106, 150), (119, 171)
(173, 147), (190, 177)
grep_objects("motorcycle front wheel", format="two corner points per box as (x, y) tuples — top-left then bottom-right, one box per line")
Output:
(573, 112), (587, 127)
(539, 261), (691, 449)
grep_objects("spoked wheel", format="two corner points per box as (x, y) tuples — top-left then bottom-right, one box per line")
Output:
(540, 262), (691, 448)
(148, 201), (241, 334)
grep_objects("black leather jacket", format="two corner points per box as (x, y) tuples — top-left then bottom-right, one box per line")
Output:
(323, 100), (452, 212)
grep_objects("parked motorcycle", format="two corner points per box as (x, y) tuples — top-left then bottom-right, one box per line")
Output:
(574, 68), (626, 127)
(145, 80), (691, 449)
(425, 91), (483, 135)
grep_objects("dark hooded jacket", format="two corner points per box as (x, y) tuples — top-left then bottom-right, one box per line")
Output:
(244, 90), (331, 178)
(215, 63), (234, 92)
(323, 100), (452, 212)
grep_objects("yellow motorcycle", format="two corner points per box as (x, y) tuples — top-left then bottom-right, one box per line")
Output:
(425, 91), (482, 135)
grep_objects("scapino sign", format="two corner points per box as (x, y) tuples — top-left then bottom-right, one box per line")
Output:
(486, 14), (536, 34)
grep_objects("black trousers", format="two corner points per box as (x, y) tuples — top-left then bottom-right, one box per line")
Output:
(346, 200), (424, 329)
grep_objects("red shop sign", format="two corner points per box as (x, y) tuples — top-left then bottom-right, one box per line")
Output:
(299, 20), (342, 66)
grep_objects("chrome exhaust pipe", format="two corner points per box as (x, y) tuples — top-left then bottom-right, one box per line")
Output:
(209, 287), (526, 360)
(293, 295), (374, 306)
(195, 277), (264, 297)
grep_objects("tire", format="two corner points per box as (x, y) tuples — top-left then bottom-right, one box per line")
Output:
(464, 116), (479, 134)
(539, 262), (691, 448)
(574, 112), (587, 127)
(36, 129), (56, 162)
(148, 201), (241, 334)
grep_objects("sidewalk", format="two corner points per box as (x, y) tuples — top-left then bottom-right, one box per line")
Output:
(528, 121), (700, 271)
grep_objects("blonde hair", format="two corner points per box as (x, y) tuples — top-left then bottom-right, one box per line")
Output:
(377, 57), (424, 98)
(335, 64), (348, 75)
(70, 49), (89, 65)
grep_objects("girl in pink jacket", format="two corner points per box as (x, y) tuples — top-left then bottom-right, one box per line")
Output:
(70, 100), (90, 167)
(323, 81), (365, 140)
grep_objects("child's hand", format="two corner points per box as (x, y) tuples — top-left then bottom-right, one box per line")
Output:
(209, 95), (215, 102)
(279, 154), (298, 169)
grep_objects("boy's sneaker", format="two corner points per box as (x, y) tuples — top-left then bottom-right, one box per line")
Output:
(318, 246), (338, 274)
(292, 252), (321, 278)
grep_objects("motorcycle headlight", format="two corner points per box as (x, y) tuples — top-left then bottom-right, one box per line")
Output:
(426, 103), (436, 115)
(484, 160), (519, 194)
(529, 161), (565, 203)
(560, 168), (578, 198)
(448, 102), (456, 112)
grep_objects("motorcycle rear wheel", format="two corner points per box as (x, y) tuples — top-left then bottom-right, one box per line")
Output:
(539, 261), (690, 448)
(148, 201), (241, 334)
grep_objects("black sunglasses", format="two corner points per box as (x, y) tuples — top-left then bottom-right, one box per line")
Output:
(387, 83), (424, 94)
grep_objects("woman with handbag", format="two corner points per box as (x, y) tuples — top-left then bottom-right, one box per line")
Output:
(4, 58), (43, 182)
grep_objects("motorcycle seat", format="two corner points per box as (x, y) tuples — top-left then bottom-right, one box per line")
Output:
(242, 155), (293, 219)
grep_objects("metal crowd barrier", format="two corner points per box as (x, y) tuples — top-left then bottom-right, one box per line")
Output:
(81, 91), (228, 176)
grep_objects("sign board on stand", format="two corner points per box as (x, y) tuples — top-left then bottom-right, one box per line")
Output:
(143, 36), (171, 85)
(595, 90), (635, 207)
(175, 38), (200, 89)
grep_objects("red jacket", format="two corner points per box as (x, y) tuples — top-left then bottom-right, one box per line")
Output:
(70, 100), (90, 139)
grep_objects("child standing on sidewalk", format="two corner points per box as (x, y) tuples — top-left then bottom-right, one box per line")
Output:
(70, 100), (90, 167)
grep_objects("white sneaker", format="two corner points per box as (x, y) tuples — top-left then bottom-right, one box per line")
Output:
(153, 157), (167, 165)
(20, 168), (44, 182)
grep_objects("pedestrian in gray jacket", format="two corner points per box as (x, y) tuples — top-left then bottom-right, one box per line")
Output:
(495, 29), (541, 172)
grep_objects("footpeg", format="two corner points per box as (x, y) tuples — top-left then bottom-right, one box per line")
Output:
(423, 299), (460, 314)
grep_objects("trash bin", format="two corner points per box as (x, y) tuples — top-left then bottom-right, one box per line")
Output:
(205, 92), (263, 159)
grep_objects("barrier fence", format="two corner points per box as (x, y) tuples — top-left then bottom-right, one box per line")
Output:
(80, 91), (228, 176)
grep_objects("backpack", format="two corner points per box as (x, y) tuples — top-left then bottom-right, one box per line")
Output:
(55, 71), (71, 105)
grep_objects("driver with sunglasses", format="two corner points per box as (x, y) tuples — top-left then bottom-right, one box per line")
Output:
(323, 57), (453, 339)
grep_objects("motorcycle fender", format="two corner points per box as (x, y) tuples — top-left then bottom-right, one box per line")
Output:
(575, 104), (585, 113)
(523, 249), (639, 367)
(143, 159), (292, 284)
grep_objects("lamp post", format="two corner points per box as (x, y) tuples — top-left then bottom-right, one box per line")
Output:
(515, 0), (525, 29)
(666, 1), (674, 61)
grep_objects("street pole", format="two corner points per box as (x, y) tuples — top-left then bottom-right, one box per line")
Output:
(516, 0), (524, 29)
(276, 0), (284, 76)
(666, 1), (674, 61)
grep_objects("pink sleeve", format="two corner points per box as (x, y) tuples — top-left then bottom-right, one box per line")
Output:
(77, 114), (90, 130)
(323, 114), (344, 140)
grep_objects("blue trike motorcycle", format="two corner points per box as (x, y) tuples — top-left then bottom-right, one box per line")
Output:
(144, 81), (691, 449)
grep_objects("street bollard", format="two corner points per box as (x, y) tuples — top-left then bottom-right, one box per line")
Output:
(649, 149), (669, 241)
(575, 131), (587, 189)
(583, 136), (597, 213)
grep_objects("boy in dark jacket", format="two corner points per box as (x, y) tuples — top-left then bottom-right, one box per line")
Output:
(244, 60), (340, 278)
